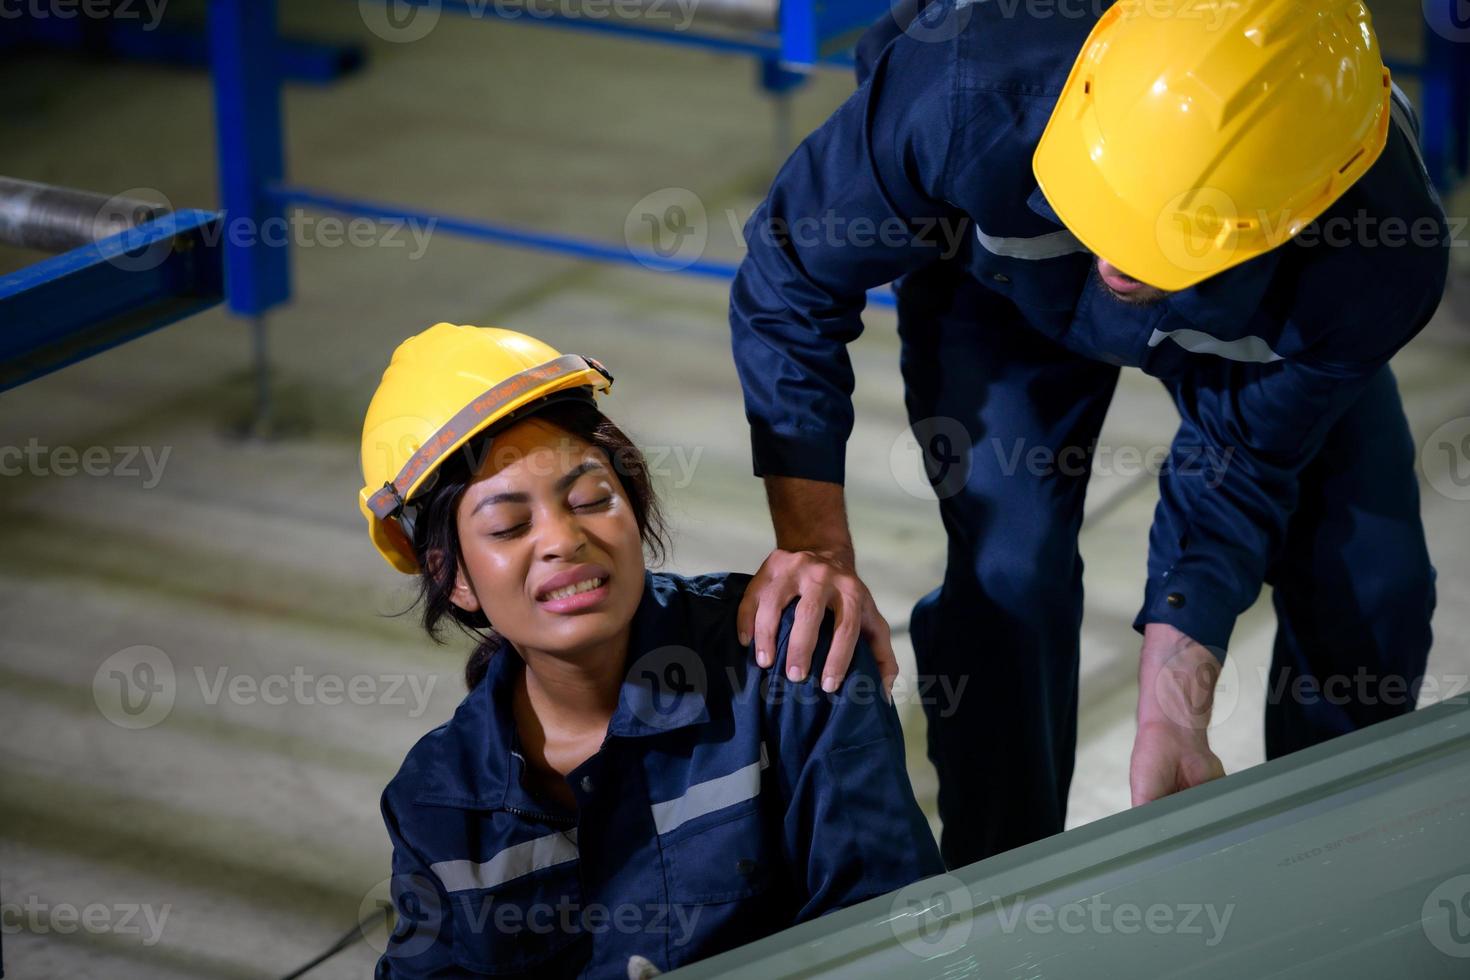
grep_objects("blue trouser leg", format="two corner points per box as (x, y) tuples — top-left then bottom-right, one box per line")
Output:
(896, 265), (1120, 868)
(1264, 365), (1436, 757)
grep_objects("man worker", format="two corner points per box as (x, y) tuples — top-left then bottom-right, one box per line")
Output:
(729, 0), (1450, 868)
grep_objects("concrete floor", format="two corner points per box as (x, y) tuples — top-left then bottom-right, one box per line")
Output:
(2, 4), (1469, 977)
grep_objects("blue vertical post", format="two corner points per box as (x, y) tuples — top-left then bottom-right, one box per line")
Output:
(207, 0), (292, 316)
(759, 57), (809, 172)
(1452, 27), (1470, 179)
(1421, 16), (1451, 189)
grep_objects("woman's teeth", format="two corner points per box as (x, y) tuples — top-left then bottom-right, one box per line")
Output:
(542, 577), (606, 601)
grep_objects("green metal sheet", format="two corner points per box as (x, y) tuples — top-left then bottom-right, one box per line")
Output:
(669, 698), (1470, 979)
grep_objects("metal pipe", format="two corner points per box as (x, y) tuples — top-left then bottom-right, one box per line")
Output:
(0, 177), (169, 254)
(601, 0), (777, 31)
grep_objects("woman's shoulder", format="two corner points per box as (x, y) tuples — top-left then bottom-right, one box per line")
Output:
(381, 680), (502, 814)
(646, 569), (752, 606)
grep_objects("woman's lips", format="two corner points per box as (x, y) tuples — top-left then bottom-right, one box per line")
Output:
(538, 579), (610, 614)
(535, 568), (611, 614)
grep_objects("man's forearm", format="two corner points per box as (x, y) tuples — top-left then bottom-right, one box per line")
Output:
(764, 476), (854, 562)
(1137, 622), (1220, 729)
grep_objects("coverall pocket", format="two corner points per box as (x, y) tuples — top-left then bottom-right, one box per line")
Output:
(662, 802), (776, 905)
(447, 867), (589, 976)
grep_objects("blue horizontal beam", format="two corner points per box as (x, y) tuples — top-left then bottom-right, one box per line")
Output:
(5, 14), (362, 84)
(0, 209), (225, 392)
(268, 184), (897, 307)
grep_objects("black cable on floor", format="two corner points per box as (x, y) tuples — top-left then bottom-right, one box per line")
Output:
(279, 907), (390, 980)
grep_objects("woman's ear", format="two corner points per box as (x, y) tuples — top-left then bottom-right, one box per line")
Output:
(451, 560), (482, 614)
(428, 547), (482, 614)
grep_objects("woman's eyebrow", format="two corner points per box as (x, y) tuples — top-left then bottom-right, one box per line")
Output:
(469, 461), (604, 516)
(471, 491), (528, 512)
(554, 460), (602, 491)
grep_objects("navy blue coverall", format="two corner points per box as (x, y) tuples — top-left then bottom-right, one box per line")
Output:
(376, 571), (943, 978)
(729, 0), (1450, 867)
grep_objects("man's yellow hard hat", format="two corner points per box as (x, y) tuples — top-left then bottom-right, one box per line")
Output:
(358, 323), (613, 574)
(1033, 0), (1392, 291)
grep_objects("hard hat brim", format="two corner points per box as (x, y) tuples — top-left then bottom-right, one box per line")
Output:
(1032, 112), (1277, 293)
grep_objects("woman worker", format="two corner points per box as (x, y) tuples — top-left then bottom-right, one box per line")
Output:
(358, 323), (943, 978)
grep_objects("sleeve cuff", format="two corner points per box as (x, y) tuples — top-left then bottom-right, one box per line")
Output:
(750, 422), (846, 485)
(1133, 573), (1236, 657)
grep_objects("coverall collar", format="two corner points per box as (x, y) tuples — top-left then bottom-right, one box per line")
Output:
(412, 570), (712, 812)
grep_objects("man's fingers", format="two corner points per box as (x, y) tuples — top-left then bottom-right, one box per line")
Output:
(784, 593), (827, 682)
(736, 556), (780, 647)
(1129, 770), (1164, 808)
(736, 578), (764, 649)
(862, 603), (898, 702)
(821, 595), (861, 693)
(750, 579), (793, 670)
(1129, 743), (1172, 807)
(1182, 752), (1225, 789)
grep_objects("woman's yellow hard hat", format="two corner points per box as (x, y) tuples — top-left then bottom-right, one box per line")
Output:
(358, 323), (613, 574)
(1033, 0), (1393, 291)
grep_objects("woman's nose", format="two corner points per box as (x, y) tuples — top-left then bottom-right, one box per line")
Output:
(538, 509), (588, 560)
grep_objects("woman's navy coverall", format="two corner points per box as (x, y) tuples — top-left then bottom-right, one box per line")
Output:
(376, 571), (943, 978)
(729, 1), (1450, 867)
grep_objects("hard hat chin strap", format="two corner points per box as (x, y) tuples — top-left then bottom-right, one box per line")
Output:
(397, 497), (422, 543)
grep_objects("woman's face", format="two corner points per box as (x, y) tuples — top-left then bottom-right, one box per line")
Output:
(446, 416), (646, 659)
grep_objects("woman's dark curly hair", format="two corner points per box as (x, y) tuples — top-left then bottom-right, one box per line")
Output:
(403, 397), (669, 689)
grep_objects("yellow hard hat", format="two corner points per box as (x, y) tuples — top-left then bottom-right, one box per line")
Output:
(358, 323), (613, 574)
(1033, 0), (1392, 290)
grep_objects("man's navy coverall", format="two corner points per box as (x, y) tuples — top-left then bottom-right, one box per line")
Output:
(729, 0), (1449, 868)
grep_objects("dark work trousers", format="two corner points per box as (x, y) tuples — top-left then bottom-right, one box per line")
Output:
(894, 262), (1436, 870)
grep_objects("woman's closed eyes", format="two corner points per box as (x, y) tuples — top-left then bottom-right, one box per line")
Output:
(484, 485), (618, 539)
